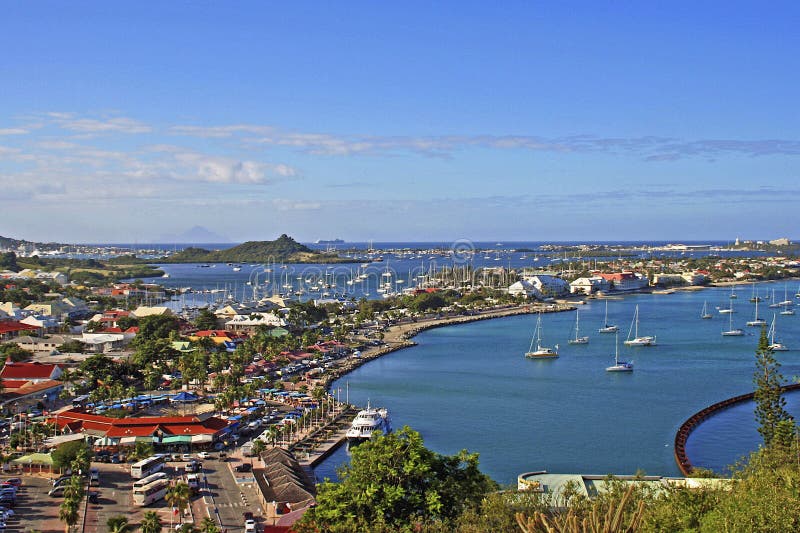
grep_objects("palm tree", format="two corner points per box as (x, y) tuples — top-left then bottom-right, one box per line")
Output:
(140, 511), (163, 533)
(106, 516), (129, 533)
(165, 482), (192, 524)
(58, 499), (79, 533)
(199, 517), (220, 533)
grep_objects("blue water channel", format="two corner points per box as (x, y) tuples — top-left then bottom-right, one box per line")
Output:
(316, 282), (800, 485)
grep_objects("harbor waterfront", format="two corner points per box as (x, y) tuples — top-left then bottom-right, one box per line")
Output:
(316, 282), (800, 485)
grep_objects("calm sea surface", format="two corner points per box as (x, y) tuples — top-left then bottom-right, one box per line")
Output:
(316, 282), (800, 485)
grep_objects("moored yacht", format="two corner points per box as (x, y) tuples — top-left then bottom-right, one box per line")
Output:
(346, 404), (392, 445)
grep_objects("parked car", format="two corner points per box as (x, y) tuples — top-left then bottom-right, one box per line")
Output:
(0, 495), (15, 507)
(88, 491), (100, 504)
(0, 479), (20, 487)
(234, 463), (252, 472)
(181, 453), (192, 461)
(48, 485), (66, 497)
(186, 474), (199, 491)
(244, 519), (257, 532)
(197, 451), (212, 460)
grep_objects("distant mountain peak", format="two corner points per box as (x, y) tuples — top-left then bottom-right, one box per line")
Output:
(156, 226), (232, 243)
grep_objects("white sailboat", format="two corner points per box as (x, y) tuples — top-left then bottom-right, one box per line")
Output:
(729, 284), (737, 299)
(719, 296), (734, 314)
(568, 310), (589, 345)
(525, 313), (559, 359)
(624, 305), (656, 346)
(769, 289), (782, 308)
(746, 297), (767, 327)
(780, 284), (795, 315)
(768, 314), (788, 351)
(606, 332), (633, 372)
(700, 301), (712, 319)
(598, 301), (619, 333)
(721, 309), (744, 336)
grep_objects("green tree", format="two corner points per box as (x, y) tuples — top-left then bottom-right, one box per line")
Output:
(58, 499), (80, 533)
(165, 482), (192, 524)
(133, 314), (180, 346)
(297, 426), (496, 532)
(51, 440), (92, 470)
(194, 308), (218, 331)
(753, 326), (794, 447)
(57, 339), (86, 354)
(199, 517), (220, 533)
(0, 342), (33, 362)
(116, 315), (139, 331)
(106, 516), (129, 533)
(251, 439), (266, 457)
(140, 511), (163, 533)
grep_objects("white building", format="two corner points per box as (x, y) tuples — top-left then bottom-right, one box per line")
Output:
(569, 276), (610, 295)
(508, 279), (539, 299)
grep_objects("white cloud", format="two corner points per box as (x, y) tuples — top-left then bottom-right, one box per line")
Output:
(169, 124), (275, 138)
(0, 128), (28, 135)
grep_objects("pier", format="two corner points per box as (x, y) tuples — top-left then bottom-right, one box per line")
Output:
(673, 383), (800, 475)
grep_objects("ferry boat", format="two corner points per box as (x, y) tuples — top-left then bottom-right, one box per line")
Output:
(346, 404), (391, 445)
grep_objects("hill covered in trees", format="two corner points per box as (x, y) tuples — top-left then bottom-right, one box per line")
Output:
(164, 234), (348, 263)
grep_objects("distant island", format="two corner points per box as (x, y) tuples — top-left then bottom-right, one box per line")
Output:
(315, 238), (345, 244)
(162, 234), (352, 263)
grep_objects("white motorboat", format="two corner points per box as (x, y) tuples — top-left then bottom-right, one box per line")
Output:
(345, 404), (392, 445)
(624, 305), (656, 346)
(606, 332), (633, 372)
(525, 313), (559, 359)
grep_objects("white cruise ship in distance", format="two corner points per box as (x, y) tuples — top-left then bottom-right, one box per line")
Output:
(346, 404), (391, 445)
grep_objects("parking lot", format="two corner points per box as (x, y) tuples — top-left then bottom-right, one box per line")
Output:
(5, 452), (264, 533)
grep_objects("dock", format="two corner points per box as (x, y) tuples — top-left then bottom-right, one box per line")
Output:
(291, 407), (357, 480)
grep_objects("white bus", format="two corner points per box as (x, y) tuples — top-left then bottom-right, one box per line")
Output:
(132, 478), (169, 506)
(132, 471), (168, 490)
(130, 455), (166, 479)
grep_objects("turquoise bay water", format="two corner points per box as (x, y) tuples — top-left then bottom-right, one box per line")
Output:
(318, 283), (800, 485)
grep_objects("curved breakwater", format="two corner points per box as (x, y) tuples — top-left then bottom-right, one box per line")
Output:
(675, 383), (800, 475)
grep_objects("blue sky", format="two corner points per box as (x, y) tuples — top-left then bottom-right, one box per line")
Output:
(1, 2), (798, 243)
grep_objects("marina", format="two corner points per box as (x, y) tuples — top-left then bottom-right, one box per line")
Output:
(316, 282), (800, 484)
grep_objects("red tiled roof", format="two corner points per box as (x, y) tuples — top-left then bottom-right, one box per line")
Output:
(0, 322), (40, 334)
(0, 362), (59, 380)
(1, 379), (62, 399)
(49, 409), (230, 438)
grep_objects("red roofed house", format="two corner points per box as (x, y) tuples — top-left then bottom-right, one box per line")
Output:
(0, 321), (41, 341)
(0, 361), (63, 382)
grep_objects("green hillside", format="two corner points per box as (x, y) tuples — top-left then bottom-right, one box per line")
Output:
(165, 234), (346, 263)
